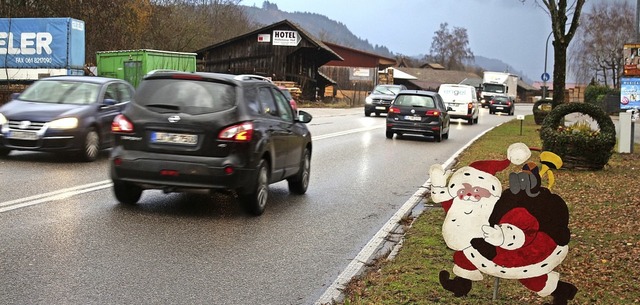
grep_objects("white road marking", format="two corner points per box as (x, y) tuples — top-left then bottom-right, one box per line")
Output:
(0, 180), (112, 213)
(0, 125), (382, 213)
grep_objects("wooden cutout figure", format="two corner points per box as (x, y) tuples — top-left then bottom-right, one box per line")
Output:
(429, 143), (577, 305)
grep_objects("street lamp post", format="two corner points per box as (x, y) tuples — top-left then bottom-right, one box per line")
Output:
(543, 31), (553, 99)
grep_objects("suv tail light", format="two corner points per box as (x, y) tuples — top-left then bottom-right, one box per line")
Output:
(426, 110), (440, 117)
(219, 122), (253, 142)
(112, 114), (134, 133)
(388, 106), (400, 114)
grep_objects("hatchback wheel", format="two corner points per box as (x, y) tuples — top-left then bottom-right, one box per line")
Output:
(239, 159), (269, 216)
(288, 148), (311, 194)
(81, 128), (100, 162)
(113, 181), (142, 205)
(385, 130), (394, 139)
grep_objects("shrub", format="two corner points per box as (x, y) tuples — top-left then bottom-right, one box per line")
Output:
(539, 102), (616, 170)
(584, 84), (615, 106)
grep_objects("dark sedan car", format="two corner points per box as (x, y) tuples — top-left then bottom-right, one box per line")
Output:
(488, 95), (515, 115)
(0, 76), (134, 161)
(385, 90), (451, 142)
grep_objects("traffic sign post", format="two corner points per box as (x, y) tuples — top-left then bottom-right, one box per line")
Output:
(541, 72), (550, 99)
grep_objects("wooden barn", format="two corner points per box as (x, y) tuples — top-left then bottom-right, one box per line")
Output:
(195, 20), (342, 100)
(319, 42), (397, 105)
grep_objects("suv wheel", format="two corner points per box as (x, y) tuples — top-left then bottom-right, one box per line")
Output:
(81, 128), (100, 162)
(113, 181), (142, 205)
(239, 159), (269, 216)
(288, 148), (310, 194)
(364, 111), (371, 117)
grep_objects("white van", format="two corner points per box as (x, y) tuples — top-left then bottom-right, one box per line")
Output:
(437, 84), (479, 125)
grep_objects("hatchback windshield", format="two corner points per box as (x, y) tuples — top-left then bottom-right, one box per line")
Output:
(136, 79), (236, 115)
(19, 80), (100, 105)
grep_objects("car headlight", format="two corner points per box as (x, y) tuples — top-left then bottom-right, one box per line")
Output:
(365, 96), (373, 104)
(0, 113), (6, 126)
(48, 117), (79, 129)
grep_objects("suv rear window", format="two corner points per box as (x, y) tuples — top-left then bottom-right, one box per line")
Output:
(135, 79), (236, 115)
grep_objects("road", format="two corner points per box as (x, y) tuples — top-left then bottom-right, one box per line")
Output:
(0, 105), (530, 305)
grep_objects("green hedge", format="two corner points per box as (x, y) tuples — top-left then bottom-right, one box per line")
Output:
(539, 102), (616, 170)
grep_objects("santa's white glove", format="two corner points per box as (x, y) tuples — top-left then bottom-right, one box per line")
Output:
(482, 224), (505, 246)
(429, 164), (452, 203)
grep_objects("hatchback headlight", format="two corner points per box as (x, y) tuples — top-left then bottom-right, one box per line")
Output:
(48, 117), (79, 129)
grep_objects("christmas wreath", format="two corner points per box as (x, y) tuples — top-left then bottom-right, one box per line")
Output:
(539, 102), (616, 170)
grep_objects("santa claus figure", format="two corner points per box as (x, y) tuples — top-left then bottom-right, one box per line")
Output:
(429, 143), (577, 305)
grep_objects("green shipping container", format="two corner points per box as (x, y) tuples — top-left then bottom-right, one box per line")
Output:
(96, 49), (197, 87)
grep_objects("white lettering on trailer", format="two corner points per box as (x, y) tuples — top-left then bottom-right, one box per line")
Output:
(0, 32), (53, 55)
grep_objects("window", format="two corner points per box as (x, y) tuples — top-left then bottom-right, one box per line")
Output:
(272, 88), (293, 122)
(258, 87), (278, 117)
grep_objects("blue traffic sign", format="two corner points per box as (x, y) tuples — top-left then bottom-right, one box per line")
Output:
(541, 72), (550, 82)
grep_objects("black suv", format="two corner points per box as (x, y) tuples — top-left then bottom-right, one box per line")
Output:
(110, 72), (313, 216)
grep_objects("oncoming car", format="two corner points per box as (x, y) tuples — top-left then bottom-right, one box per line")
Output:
(364, 84), (406, 117)
(0, 76), (134, 161)
(385, 90), (451, 142)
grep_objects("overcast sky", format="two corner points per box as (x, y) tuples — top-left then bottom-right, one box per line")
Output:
(241, 0), (621, 84)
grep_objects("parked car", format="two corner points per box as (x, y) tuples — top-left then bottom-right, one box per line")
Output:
(364, 84), (407, 117)
(437, 83), (479, 125)
(0, 76), (134, 161)
(385, 90), (451, 142)
(110, 72), (313, 216)
(488, 95), (515, 115)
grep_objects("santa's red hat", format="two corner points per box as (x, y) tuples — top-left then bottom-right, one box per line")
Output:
(467, 143), (531, 176)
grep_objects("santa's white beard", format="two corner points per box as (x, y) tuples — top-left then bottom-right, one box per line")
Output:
(442, 196), (498, 250)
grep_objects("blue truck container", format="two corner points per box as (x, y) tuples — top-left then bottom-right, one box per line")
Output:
(0, 17), (85, 80)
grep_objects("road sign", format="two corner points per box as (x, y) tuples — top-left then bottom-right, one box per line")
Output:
(541, 72), (550, 82)
(272, 30), (301, 46)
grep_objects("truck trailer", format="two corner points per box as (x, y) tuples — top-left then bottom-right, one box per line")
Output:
(96, 49), (197, 87)
(0, 17), (85, 81)
(480, 71), (518, 107)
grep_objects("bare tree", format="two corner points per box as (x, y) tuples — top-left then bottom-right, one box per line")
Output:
(525, 0), (586, 105)
(427, 22), (474, 70)
(569, 1), (634, 88)
(145, 0), (254, 52)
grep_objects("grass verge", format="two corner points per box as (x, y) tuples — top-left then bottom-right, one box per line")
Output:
(339, 115), (640, 305)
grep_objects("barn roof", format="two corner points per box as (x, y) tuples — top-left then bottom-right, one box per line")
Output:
(395, 67), (481, 89)
(194, 19), (342, 62)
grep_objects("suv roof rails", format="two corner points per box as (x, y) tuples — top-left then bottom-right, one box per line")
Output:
(145, 69), (182, 77)
(234, 74), (273, 83)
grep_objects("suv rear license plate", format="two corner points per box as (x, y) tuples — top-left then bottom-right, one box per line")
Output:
(8, 130), (38, 140)
(404, 115), (422, 121)
(151, 132), (197, 145)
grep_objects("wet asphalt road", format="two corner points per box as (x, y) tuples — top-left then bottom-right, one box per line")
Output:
(0, 105), (530, 305)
